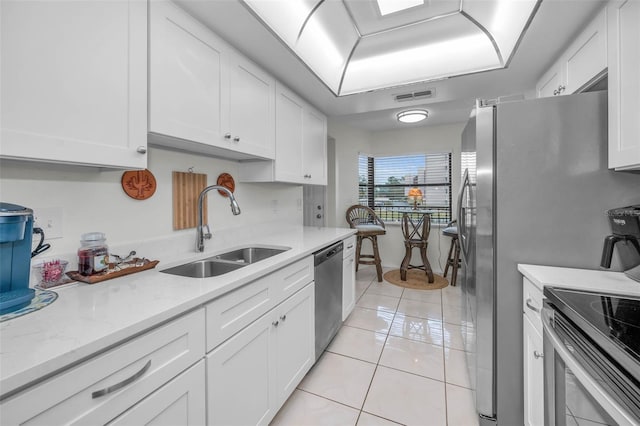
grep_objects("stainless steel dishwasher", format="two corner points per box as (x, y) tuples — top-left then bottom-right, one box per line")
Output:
(314, 241), (343, 360)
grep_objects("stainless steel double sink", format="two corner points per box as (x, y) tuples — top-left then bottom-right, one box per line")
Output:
(161, 246), (290, 278)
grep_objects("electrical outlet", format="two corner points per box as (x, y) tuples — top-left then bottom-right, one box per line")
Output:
(271, 199), (278, 213)
(296, 198), (303, 211)
(33, 207), (63, 239)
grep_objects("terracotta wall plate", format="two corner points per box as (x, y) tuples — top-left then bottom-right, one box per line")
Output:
(216, 173), (235, 197)
(121, 169), (157, 200)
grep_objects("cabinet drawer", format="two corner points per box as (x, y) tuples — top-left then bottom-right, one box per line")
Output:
(206, 274), (273, 352)
(0, 309), (205, 425)
(273, 257), (313, 300)
(523, 277), (543, 335)
(343, 236), (356, 259)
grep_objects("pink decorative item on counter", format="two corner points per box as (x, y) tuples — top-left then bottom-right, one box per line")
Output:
(33, 260), (69, 288)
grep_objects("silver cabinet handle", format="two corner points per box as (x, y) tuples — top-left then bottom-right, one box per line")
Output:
(347, 244), (354, 249)
(233, 137), (240, 142)
(525, 298), (540, 313)
(533, 351), (544, 359)
(136, 146), (147, 154)
(224, 133), (231, 139)
(280, 315), (287, 321)
(272, 320), (279, 327)
(92, 360), (151, 399)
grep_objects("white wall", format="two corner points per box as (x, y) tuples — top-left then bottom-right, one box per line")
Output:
(327, 119), (371, 228)
(328, 120), (465, 273)
(0, 148), (303, 259)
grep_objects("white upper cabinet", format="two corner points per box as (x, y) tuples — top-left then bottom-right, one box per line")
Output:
(608, 0), (640, 171)
(302, 106), (328, 185)
(274, 84), (305, 183)
(0, 0), (147, 169)
(238, 82), (328, 185)
(226, 51), (276, 159)
(148, 1), (275, 161)
(536, 7), (607, 98)
(149, 1), (226, 150)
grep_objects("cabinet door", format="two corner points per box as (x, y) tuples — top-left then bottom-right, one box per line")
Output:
(274, 83), (304, 183)
(109, 361), (206, 426)
(342, 255), (356, 321)
(608, 0), (640, 170)
(535, 64), (564, 98)
(303, 107), (328, 185)
(274, 283), (315, 406)
(227, 52), (276, 159)
(523, 315), (544, 426)
(207, 313), (275, 426)
(0, 0), (147, 169)
(563, 7), (607, 94)
(149, 1), (227, 149)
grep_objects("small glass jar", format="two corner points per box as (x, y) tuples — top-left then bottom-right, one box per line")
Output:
(78, 232), (109, 276)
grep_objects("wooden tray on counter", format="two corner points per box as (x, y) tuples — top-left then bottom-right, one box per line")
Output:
(66, 258), (160, 284)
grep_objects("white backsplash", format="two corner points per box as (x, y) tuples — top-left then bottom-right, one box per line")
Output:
(0, 147), (304, 281)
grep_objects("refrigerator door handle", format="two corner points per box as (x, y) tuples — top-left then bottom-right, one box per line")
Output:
(457, 169), (470, 261)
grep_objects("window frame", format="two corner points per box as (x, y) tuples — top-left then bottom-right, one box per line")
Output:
(358, 152), (452, 225)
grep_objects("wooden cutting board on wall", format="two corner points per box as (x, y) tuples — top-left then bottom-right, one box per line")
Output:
(172, 171), (207, 230)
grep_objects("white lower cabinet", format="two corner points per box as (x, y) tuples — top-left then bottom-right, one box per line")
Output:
(522, 277), (544, 426)
(342, 236), (356, 321)
(109, 360), (206, 426)
(0, 309), (205, 425)
(523, 314), (544, 426)
(207, 283), (315, 426)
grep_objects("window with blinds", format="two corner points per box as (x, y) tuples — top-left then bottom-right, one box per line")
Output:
(358, 152), (452, 224)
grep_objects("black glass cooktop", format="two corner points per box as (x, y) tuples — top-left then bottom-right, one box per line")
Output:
(544, 287), (640, 382)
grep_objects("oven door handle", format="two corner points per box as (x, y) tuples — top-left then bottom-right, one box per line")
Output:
(542, 307), (637, 426)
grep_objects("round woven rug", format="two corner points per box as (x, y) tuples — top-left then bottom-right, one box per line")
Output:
(383, 269), (449, 290)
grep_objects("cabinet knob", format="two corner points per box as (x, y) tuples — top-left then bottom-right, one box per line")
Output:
(558, 85), (565, 93)
(233, 137), (240, 143)
(272, 320), (279, 327)
(136, 146), (147, 154)
(279, 315), (287, 321)
(224, 133), (231, 139)
(533, 351), (544, 359)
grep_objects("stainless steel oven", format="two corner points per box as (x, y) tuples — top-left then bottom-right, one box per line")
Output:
(542, 287), (640, 426)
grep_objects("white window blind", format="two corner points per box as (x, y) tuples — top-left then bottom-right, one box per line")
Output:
(358, 152), (452, 224)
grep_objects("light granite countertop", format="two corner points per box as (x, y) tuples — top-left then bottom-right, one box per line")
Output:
(0, 226), (355, 398)
(518, 264), (640, 297)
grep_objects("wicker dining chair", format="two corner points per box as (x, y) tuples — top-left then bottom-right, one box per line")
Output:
(346, 205), (386, 282)
(400, 212), (435, 283)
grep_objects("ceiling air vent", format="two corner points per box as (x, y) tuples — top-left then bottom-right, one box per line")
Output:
(394, 89), (435, 102)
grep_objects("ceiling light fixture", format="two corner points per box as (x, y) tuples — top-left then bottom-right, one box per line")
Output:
(397, 109), (428, 124)
(241, 0), (541, 96)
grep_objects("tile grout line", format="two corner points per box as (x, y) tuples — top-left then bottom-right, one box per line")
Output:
(354, 285), (402, 425)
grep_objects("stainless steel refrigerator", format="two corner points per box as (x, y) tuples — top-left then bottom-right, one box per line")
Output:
(458, 90), (640, 426)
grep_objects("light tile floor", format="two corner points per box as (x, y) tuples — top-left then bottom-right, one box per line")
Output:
(271, 265), (479, 426)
